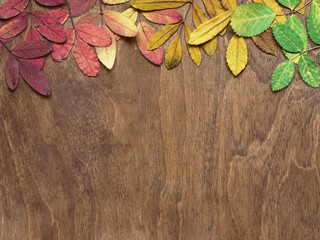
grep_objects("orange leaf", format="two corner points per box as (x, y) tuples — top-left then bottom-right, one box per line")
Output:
(142, 9), (182, 25)
(103, 10), (138, 37)
(76, 24), (111, 47)
(73, 39), (100, 77)
(136, 22), (163, 65)
(76, 12), (100, 26)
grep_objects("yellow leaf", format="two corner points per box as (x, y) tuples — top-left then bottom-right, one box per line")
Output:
(253, 0), (286, 25)
(221, 0), (237, 10)
(226, 34), (248, 76)
(192, 2), (208, 28)
(192, 3), (217, 56)
(184, 23), (201, 66)
(165, 33), (182, 69)
(131, 0), (190, 11)
(96, 27), (117, 70)
(202, 0), (224, 18)
(147, 22), (182, 50)
(188, 10), (232, 45)
(103, 0), (129, 4)
(122, 8), (138, 24)
(294, 0), (305, 14)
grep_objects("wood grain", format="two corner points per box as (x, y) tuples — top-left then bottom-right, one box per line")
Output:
(1, 2), (320, 240)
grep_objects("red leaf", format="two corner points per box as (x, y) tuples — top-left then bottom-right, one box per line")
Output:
(11, 40), (52, 59)
(142, 9), (182, 24)
(0, 0), (28, 19)
(136, 22), (163, 65)
(32, 10), (67, 43)
(75, 24), (111, 47)
(65, 0), (96, 17)
(19, 59), (51, 96)
(5, 53), (19, 90)
(0, 11), (28, 41)
(73, 39), (99, 77)
(52, 28), (75, 61)
(48, 10), (69, 24)
(35, 0), (64, 6)
(24, 27), (45, 69)
(76, 12), (100, 26)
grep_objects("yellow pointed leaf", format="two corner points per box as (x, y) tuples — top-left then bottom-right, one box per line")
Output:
(202, 0), (224, 18)
(226, 34), (248, 76)
(221, 0), (237, 10)
(96, 27), (117, 70)
(184, 23), (201, 66)
(294, 0), (305, 14)
(253, 0), (287, 25)
(122, 8), (138, 24)
(192, 3), (217, 56)
(165, 33), (182, 69)
(103, 0), (129, 4)
(131, 0), (190, 11)
(188, 10), (232, 45)
(147, 22), (182, 50)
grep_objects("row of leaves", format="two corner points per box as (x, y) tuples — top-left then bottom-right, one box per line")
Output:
(0, 0), (319, 95)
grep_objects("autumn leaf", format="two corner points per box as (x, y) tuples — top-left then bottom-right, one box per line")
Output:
(192, 2), (217, 56)
(11, 40), (52, 59)
(252, 29), (278, 56)
(142, 9), (182, 25)
(202, 0), (224, 18)
(136, 21), (164, 65)
(271, 60), (295, 91)
(231, 3), (276, 37)
(65, 0), (96, 17)
(188, 10), (232, 45)
(165, 33), (182, 69)
(73, 39), (100, 77)
(48, 10), (69, 24)
(221, 0), (237, 11)
(5, 53), (19, 90)
(52, 28), (75, 61)
(35, 0), (65, 6)
(226, 34), (248, 76)
(24, 27), (45, 69)
(76, 13), (100, 26)
(19, 59), (51, 96)
(184, 22), (201, 66)
(103, 10), (138, 37)
(147, 22), (181, 50)
(122, 8), (138, 24)
(96, 27), (117, 70)
(32, 10), (67, 43)
(0, 19), (26, 39)
(103, 0), (128, 4)
(0, 0), (28, 19)
(131, 0), (190, 11)
(76, 24), (112, 47)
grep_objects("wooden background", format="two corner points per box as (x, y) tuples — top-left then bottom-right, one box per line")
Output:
(1, 2), (320, 239)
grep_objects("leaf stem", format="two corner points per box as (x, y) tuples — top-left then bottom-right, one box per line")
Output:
(29, 0), (33, 26)
(65, 0), (78, 39)
(276, 0), (313, 16)
(99, 0), (104, 26)
(290, 45), (320, 61)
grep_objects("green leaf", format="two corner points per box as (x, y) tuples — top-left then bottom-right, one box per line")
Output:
(311, 0), (320, 15)
(298, 54), (320, 87)
(283, 15), (308, 63)
(272, 23), (304, 52)
(230, 3), (276, 37)
(307, 12), (320, 44)
(271, 60), (295, 91)
(277, 0), (301, 10)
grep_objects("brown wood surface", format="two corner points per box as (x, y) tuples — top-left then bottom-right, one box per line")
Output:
(1, 3), (320, 240)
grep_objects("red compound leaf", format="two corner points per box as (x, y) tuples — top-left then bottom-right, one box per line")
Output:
(0, 0), (28, 20)
(5, 53), (19, 90)
(75, 24), (112, 47)
(52, 28), (75, 61)
(11, 40), (52, 59)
